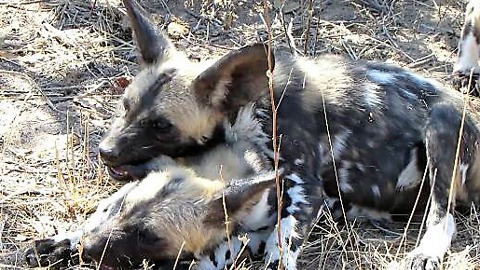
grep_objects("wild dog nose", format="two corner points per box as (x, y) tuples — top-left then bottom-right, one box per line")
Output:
(99, 144), (120, 163)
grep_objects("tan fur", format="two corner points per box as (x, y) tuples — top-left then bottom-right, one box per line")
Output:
(85, 107), (272, 262)
(290, 56), (352, 107)
(121, 169), (227, 256)
(124, 55), (225, 145)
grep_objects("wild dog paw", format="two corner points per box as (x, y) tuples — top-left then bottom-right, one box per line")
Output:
(407, 251), (441, 270)
(24, 238), (77, 268)
(452, 72), (480, 97)
(264, 260), (279, 270)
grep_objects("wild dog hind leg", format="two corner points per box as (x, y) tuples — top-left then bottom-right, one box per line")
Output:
(408, 103), (480, 270)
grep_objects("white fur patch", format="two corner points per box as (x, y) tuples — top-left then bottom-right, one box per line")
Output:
(460, 163), (469, 186)
(409, 72), (443, 90)
(409, 213), (456, 264)
(241, 189), (275, 230)
(339, 179), (353, 193)
(227, 104), (275, 160)
(318, 143), (331, 165)
(454, 33), (480, 74)
(196, 236), (243, 270)
(52, 230), (83, 250)
(246, 230), (271, 255)
(356, 163), (365, 172)
(124, 170), (181, 206)
(265, 215), (300, 270)
(363, 83), (383, 107)
(332, 130), (351, 158)
(396, 149), (422, 191)
(294, 158), (304, 165)
(196, 231), (270, 270)
(263, 173), (309, 270)
(286, 185), (308, 213)
(371, 185), (381, 198)
(367, 70), (396, 84)
(287, 173), (305, 184)
(285, 173), (309, 213)
(83, 182), (137, 233)
(339, 162), (354, 193)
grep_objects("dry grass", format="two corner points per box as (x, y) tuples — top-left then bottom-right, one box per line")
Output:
(0, 0), (479, 269)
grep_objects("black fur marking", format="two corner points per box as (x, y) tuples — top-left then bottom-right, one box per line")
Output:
(209, 252), (218, 267)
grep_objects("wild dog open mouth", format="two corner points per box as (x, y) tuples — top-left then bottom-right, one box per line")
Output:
(107, 166), (130, 179)
(105, 161), (153, 181)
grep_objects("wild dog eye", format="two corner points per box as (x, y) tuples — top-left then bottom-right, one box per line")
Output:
(153, 119), (173, 131)
(139, 119), (149, 127)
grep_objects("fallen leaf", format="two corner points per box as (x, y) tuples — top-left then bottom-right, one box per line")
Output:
(167, 18), (189, 38)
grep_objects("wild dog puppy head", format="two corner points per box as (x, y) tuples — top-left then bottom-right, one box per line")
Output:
(99, 0), (272, 181)
(81, 167), (273, 269)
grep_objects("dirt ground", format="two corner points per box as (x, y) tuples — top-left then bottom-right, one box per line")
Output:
(0, 0), (479, 269)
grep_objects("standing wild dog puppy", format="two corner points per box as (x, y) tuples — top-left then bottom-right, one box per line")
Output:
(453, 0), (480, 96)
(25, 106), (277, 269)
(50, 0), (480, 269)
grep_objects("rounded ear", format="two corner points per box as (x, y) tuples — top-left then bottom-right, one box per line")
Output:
(193, 43), (275, 112)
(123, 0), (175, 65)
(204, 175), (275, 226)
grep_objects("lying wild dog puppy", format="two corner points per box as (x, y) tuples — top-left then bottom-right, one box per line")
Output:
(453, 0), (480, 96)
(25, 106), (277, 269)
(37, 0), (480, 269)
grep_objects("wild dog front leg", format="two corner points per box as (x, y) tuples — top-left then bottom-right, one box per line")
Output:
(195, 230), (272, 270)
(409, 104), (477, 270)
(264, 172), (321, 270)
(453, 0), (480, 96)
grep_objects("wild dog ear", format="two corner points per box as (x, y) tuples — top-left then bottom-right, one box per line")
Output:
(205, 175), (274, 226)
(123, 0), (174, 65)
(193, 43), (274, 112)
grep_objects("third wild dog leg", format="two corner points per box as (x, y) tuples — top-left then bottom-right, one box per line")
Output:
(409, 103), (479, 270)
(453, 0), (480, 96)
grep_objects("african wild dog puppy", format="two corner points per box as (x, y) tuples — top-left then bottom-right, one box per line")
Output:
(453, 0), (480, 96)
(25, 106), (276, 269)
(29, 0), (480, 269)
(99, 0), (480, 269)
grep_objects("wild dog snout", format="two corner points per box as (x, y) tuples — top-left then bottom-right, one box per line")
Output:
(98, 141), (120, 164)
